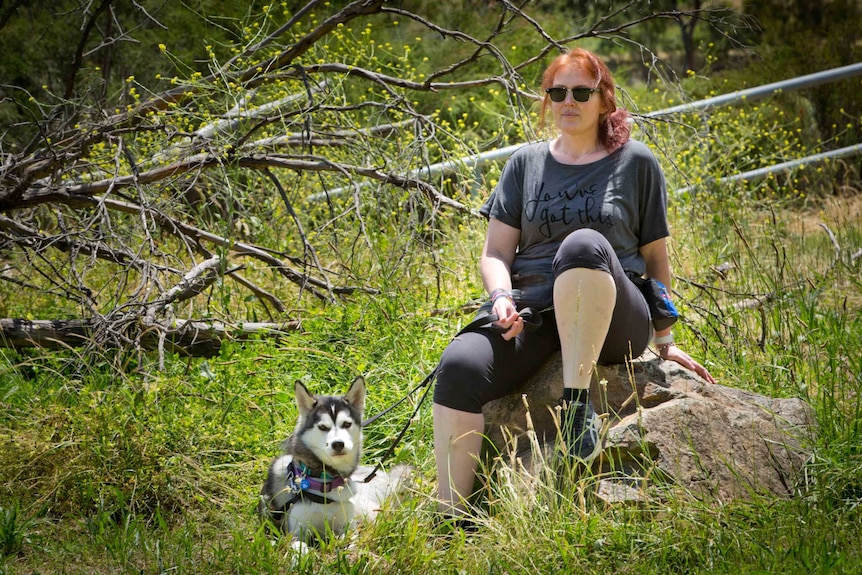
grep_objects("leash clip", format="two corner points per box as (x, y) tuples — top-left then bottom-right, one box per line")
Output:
(284, 465), (309, 494)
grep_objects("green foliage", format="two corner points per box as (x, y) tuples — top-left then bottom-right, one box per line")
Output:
(628, 61), (860, 202)
(0, 501), (37, 560)
(743, 0), (862, 147)
(1, 2), (862, 574)
(3, 188), (862, 574)
(0, 0), (268, 151)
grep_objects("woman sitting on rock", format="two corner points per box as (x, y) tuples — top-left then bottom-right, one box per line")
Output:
(432, 47), (716, 525)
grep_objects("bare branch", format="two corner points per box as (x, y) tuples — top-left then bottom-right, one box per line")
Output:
(143, 255), (224, 324)
(263, 168), (334, 299)
(0, 1), (757, 358)
(0, 214), (174, 273)
(13, 151), (476, 217)
(64, 0), (114, 100)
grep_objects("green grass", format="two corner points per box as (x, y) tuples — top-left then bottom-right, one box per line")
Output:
(1, 1), (861, 572)
(1, 192), (861, 574)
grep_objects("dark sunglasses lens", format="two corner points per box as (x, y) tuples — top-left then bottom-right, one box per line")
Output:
(547, 87), (566, 102)
(572, 88), (593, 102)
(547, 87), (594, 102)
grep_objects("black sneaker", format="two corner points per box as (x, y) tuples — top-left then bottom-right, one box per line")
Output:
(433, 514), (480, 539)
(556, 398), (601, 462)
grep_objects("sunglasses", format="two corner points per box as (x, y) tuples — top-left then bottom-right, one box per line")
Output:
(545, 86), (599, 103)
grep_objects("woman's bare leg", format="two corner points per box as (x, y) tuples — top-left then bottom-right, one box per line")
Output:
(552, 267), (615, 460)
(433, 402), (484, 516)
(554, 267), (616, 390)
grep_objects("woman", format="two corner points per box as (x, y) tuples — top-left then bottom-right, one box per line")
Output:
(432, 48), (715, 521)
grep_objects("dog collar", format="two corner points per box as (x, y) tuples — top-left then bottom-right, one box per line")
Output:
(292, 461), (347, 493)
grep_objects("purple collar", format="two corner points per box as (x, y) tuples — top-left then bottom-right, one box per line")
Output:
(292, 461), (347, 493)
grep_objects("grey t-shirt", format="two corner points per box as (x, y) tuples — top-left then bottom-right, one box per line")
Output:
(479, 139), (669, 278)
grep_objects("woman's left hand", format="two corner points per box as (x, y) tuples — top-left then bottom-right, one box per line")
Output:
(661, 344), (716, 384)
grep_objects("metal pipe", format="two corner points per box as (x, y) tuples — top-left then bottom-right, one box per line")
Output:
(674, 143), (862, 196)
(647, 61), (862, 117)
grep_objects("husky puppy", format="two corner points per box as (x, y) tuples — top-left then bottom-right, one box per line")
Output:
(259, 376), (407, 546)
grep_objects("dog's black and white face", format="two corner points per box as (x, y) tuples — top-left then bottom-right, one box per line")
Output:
(293, 376), (365, 475)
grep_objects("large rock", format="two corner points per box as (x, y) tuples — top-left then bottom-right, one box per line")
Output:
(482, 351), (816, 501)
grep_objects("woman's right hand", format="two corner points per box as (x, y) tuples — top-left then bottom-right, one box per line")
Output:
(492, 297), (524, 341)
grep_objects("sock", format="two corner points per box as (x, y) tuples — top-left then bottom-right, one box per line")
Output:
(562, 387), (589, 404)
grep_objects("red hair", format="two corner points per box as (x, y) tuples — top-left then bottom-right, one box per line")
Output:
(538, 48), (631, 153)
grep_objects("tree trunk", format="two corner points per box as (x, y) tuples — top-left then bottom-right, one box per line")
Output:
(0, 318), (301, 357)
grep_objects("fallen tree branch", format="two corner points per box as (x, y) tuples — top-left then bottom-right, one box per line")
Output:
(143, 255), (224, 324)
(0, 214), (178, 274)
(9, 193), (348, 301)
(0, 317), (301, 357)
(14, 152), (477, 217)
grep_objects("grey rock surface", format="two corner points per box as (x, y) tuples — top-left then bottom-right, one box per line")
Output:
(482, 351), (815, 501)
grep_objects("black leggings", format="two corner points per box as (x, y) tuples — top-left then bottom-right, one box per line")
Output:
(434, 229), (652, 413)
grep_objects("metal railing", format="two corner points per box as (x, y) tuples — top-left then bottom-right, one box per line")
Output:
(674, 142), (862, 196)
(648, 61), (862, 117)
(309, 61), (862, 202)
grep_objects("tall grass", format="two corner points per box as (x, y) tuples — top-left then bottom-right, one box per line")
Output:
(2, 6), (862, 573)
(1, 190), (861, 574)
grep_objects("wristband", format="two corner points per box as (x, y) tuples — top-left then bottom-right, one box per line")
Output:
(489, 288), (514, 305)
(657, 342), (676, 356)
(653, 333), (674, 345)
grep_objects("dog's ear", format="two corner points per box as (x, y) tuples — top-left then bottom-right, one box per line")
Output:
(294, 380), (317, 415)
(344, 376), (366, 414)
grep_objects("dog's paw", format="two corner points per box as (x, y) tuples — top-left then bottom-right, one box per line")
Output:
(388, 464), (413, 494)
(290, 539), (310, 554)
(284, 539), (310, 570)
(350, 464), (413, 522)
